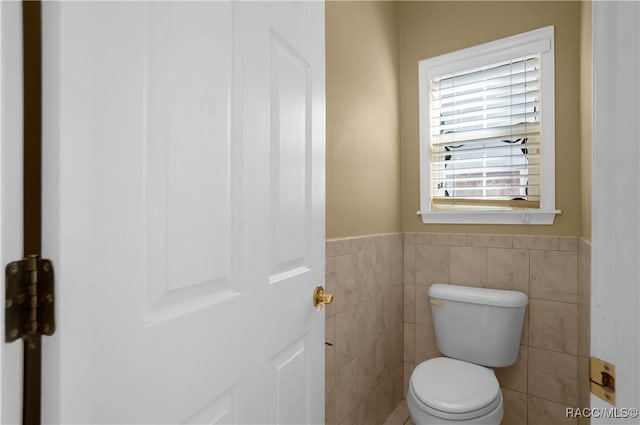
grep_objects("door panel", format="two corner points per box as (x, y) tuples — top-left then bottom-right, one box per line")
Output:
(1, 2), (25, 423)
(144, 1), (237, 321)
(41, 2), (325, 423)
(270, 32), (311, 280)
(269, 335), (311, 425)
(591, 1), (640, 418)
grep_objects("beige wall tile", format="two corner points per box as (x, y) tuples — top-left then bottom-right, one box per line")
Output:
(351, 394), (371, 425)
(326, 257), (337, 317)
(391, 244), (404, 285)
(388, 233), (403, 246)
(326, 234), (403, 425)
(371, 293), (385, 339)
(404, 244), (416, 285)
(357, 301), (376, 350)
(358, 250), (378, 301)
(358, 235), (377, 252)
(384, 375), (399, 422)
(578, 238), (591, 254)
(513, 235), (560, 250)
(414, 284), (433, 327)
(528, 347), (578, 406)
(326, 373), (336, 425)
(393, 286), (404, 328)
(327, 240), (339, 259)
(331, 238), (361, 257)
(528, 395), (577, 425)
(338, 409), (356, 425)
(522, 309), (529, 346)
(450, 246), (487, 286)
(367, 379), (384, 425)
(362, 391), (384, 425)
(430, 233), (469, 246)
(356, 347), (377, 404)
(335, 357), (359, 424)
(375, 376), (397, 425)
(469, 234), (513, 248)
(578, 240), (591, 306)
(370, 235), (384, 251)
(404, 233), (417, 244)
(496, 346), (528, 393)
(327, 315), (336, 376)
(375, 337), (388, 384)
(403, 362), (415, 398)
(487, 248), (529, 294)
(335, 253), (360, 313)
(576, 362), (590, 425)
(559, 237), (578, 252)
(384, 286), (403, 331)
(577, 357), (590, 409)
(414, 233), (432, 245)
(383, 400), (409, 425)
(391, 323), (404, 372)
(365, 236), (380, 253)
(404, 283), (416, 324)
(404, 323), (415, 363)
(375, 248), (392, 293)
(529, 299), (578, 355)
(376, 235), (395, 252)
(530, 250), (578, 303)
(336, 306), (361, 369)
(502, 389), (528, 425)
(342, 402), (359, 425)
(414, 323), (440, 363)
(415, 245), (449, 285)
(577, 303), (590, 358)
(393, 364), (404, 405)
(330, 231), (585, 425)
(381, 332), (395, 379)
(383, 289), (394, 333)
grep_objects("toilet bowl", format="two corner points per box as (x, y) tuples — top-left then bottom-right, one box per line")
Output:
(407, 358), (503, 425)
(407, 284), (527, 425)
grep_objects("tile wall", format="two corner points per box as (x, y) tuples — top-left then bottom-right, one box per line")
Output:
(325, 234), (404, 425)
(403, 233), (591, 425)
(325, 232), (591, 425)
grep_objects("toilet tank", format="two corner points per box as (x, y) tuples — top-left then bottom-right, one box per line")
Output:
(429, 283), (528, 367)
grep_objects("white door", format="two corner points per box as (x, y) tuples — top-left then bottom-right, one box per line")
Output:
(39, 1), (325, 423)
(591, 1), (640, 421)
(1, 2), (26, 423)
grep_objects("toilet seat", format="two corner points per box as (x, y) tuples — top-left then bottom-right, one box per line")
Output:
(409, 357), (501, 421)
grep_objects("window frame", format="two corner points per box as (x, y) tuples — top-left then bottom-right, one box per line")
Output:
(418, 26), (560, 225)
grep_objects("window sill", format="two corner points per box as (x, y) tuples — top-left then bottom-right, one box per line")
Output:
(417, 209), (561, 225)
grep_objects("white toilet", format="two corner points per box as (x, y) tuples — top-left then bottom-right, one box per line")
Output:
(407, 283), (528, 425)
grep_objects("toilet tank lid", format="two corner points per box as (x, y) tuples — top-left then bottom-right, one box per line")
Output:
(429, 284), (528, 307)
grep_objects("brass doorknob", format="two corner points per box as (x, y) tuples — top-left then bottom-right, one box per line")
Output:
(313, 286), (334, 311)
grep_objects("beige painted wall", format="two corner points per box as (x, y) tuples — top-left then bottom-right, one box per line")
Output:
(326, 1), (401, 239)
(580, 1), (592, 241)
(399, 1), (582, 236)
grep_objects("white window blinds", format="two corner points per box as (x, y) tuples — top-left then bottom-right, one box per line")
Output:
(429, 54), (541, 209)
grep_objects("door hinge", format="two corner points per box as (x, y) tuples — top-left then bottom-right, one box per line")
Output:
(590, 357), (615, 405)
(5, 255), (55, 342)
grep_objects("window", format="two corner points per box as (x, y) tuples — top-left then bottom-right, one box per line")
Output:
(418, 26), (560, 224)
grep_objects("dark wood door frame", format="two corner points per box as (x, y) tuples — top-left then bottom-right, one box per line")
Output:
(22, 1), (43, 424)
